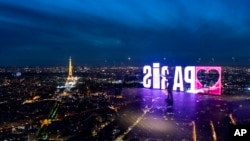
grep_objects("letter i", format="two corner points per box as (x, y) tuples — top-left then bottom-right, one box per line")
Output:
(153, 63), (160, 89)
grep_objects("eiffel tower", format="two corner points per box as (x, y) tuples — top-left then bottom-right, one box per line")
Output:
(65, 56), (76, 89)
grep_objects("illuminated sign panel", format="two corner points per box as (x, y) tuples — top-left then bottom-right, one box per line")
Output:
(195, 66), (221, 95)
(143, 63), (222, 95)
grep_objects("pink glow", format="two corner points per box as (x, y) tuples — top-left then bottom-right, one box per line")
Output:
(195, 66), (221, 95)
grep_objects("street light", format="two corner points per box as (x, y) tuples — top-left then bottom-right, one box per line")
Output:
(57, 130), (59, 141)
(211, 57), (214, 65)
(104, 60), (107, 67)
(232, 57), (235, 66)
(197, 57), (201, 65)
(128, 57), (131, 67)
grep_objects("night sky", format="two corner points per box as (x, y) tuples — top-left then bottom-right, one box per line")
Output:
(0, 0), (249, 67)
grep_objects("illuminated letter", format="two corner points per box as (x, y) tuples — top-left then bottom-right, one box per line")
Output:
(143, 65), (152, 88)
(161, 66), (169, 89)
(184, 66), (195, 91)
(173, 66), (184, 91)
(153, 63), (160, 89)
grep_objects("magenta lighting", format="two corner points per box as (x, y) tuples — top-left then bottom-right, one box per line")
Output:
(143, 63), (222, 95)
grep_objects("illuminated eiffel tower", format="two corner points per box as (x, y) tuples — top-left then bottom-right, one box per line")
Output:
(65, 56), (76, 89)
(67, 56), (73, 81)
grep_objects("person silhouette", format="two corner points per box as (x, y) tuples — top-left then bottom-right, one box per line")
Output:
(166, 67), (174, 104)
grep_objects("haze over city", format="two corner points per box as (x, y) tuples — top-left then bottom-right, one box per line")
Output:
(0, 0), (250, 66)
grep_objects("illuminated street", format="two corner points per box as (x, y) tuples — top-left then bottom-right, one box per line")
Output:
(97, 88), (250, 141)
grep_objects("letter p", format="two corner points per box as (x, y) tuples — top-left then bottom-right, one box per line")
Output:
(242, 129), (247, 135)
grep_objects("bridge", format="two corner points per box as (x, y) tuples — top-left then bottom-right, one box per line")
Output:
(35, 101), (61, 140)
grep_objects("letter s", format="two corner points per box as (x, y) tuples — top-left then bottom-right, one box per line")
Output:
(161, 66), (169, 89)
(143, 65), (152, 88)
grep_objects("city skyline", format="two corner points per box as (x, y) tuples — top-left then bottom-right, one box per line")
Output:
(0, 0), (250, 66)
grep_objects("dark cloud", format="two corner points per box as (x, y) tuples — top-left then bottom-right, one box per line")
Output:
(0, 0), (249, 66)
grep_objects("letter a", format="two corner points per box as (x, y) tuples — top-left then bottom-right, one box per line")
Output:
(234, 129), (241, 136)
(173, 66), (184, 91)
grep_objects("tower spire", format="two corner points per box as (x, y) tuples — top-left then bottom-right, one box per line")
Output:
(68, 56), (73, 78)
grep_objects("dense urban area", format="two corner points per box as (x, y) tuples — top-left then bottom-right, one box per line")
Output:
(0, 65), (250, 140)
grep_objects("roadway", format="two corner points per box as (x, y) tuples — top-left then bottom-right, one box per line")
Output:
(99, 88), (250, 141)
